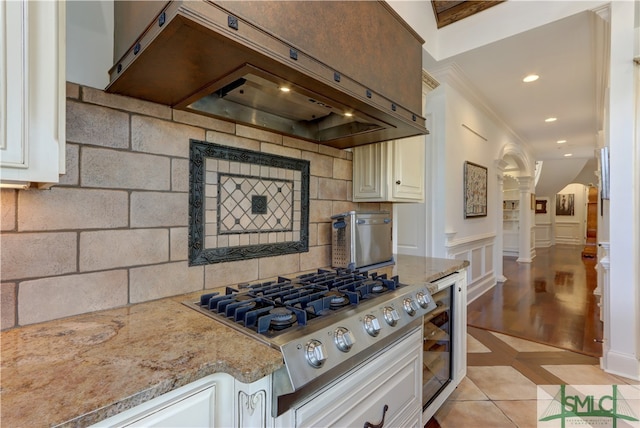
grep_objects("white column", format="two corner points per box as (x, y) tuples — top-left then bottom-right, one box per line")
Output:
(516, 176), (533, 263)
(602, 1), (639, 380)
(495, 159), (507, 282)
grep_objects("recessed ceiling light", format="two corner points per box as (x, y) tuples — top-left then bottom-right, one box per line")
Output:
(344, 112), (353, 117)
(523, 74), (539, 83)
(557, 140), (567, 144)
(564, 153), (573, 157)
(279, 87), (291, 93)
(545, 117), (557, 123)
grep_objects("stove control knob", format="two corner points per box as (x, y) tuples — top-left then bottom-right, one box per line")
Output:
(334, 327), (355, 352)
(305, 339), (327, 368)
(403, 298), (419, 316)
(383, 306), (400, 326)
(416, 291), (431, 308)
(363, 314), (381, 337)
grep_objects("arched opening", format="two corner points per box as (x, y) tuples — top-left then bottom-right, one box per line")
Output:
(495, 145), (535, 282)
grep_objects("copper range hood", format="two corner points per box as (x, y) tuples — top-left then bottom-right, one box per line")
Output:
(107, 1), (427, 149)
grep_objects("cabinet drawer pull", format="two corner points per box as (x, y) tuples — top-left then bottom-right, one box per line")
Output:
(364, 404), (389, 428)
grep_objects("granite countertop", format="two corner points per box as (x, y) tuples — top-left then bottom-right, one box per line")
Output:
(0, 256), (468, 427)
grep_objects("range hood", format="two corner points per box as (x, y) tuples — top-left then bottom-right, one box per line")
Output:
(107, 1), (427, 149)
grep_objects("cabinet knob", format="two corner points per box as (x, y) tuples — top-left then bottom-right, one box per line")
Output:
(395, 180), (401, 185)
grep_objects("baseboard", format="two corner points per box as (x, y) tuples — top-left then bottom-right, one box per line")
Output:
(467, 275), (496, 304)
(602, 349), (640, 381)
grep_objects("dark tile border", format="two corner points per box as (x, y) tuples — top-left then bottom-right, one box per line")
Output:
(189, 139), (309, 265)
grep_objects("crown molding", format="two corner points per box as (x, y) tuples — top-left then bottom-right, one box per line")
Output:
(422, 70), (440, 90)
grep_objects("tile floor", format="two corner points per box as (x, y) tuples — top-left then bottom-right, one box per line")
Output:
(432, 327), (640, 428)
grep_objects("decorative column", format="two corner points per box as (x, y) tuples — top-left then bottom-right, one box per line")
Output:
(495, 159), (508, 282)
(517, 176), (534, 263)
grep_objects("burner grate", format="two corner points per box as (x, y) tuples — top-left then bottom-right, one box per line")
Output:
(195, 268), (405, 335)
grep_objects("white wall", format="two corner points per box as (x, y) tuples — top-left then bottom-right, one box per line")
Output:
(553, 183), (587, 245)
(418, 74), (536, 302)
(66, 0), (113, 89)
(534, 196), (553, 248)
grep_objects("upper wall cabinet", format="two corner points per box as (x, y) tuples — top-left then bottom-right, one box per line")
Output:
(352, 79), (430, 203)
(0, 1), (65, 189)
(352, 136), (425, 202)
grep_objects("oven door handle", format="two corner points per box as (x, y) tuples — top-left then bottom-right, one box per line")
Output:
(363, 404), (389, 428)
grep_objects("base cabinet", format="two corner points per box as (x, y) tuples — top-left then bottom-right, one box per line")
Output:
(276, 328), (423, 428)
(92, 374), (271, 428)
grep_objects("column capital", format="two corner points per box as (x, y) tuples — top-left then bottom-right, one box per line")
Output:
(517, 176), (532, 190)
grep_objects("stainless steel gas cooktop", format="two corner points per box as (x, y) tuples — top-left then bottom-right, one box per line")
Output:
(184, 268), (436, 393)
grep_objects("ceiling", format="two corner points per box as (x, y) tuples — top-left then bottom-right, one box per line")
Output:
(431, 1), (504, 28)
(423, 7), (603, 165)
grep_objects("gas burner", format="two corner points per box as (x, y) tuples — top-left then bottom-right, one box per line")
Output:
(371, 282), (387, 293)
(326, 291), (350, 309)
(236, 294), (256, 305)
(269, 307), (297, 330)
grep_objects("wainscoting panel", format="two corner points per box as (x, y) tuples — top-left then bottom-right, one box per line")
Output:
(534, 223), (552, 247)
(446, 233), (497, 304)
(555, 221), (582, 245)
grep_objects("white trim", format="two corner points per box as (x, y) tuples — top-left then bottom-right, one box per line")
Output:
(466, 273), (496, 304)
(602, 350), (640, 381)
(445, 231), (495, 249)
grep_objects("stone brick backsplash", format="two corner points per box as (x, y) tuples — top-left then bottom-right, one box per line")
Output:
(0, 82), (383, 329)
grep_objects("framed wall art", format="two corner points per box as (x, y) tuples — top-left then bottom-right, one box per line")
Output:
(555, 193), (575, 216)
(464, 161), (488, 218)
(535, 199), (547, 214)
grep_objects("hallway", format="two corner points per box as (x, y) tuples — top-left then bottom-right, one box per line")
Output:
(426, 248), (637, 427)
(467, 245), (602, 356)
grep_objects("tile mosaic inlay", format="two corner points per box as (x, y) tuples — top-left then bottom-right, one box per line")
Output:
(218, 174), (293, 233)
(189, 140), (309, 265)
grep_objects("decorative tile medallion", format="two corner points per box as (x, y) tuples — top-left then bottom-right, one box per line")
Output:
(189, 140), (309, 265)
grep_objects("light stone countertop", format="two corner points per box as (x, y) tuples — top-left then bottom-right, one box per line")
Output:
(0, 256), (468, 427)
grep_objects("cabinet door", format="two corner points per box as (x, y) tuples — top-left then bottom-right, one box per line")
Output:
(392, 135), (425, 201)
(352, 142), (386, 201)
(125, 386), (218, 427)
(294, 329), (422, 428)
(0, 0), (65, 187)
(91, 374), (235, 428)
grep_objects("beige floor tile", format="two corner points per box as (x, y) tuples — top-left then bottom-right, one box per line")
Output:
(435, 400), (517, 428)
(490, 332), (565, 353)
(494, 400), (540, 428)
(542, 364), (640, 385)
(467, 366), (538, 400)
(468, 333), (491, 353)
(448, 377), (489, 401)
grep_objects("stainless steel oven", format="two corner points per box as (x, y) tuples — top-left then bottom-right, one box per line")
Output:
(183, 267), (438, 420)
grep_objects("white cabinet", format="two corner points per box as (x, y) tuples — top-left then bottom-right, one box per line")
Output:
(352, 79), (428, 203)
(277, 328), (422, 428)
(0, 0), (65, 188)
(352, 135), (425, 202)
(92, 373), (271, 428)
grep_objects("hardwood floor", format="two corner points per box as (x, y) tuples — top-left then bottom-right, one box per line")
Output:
(467, 245), (603, 356)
